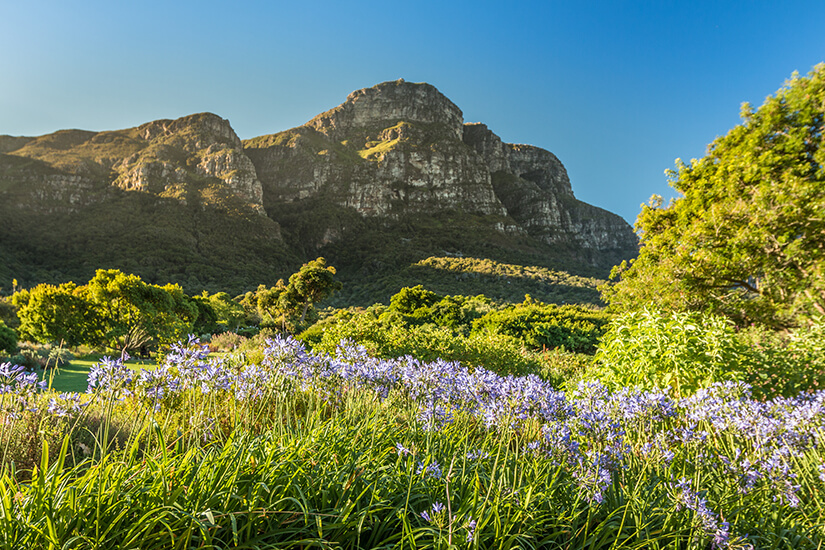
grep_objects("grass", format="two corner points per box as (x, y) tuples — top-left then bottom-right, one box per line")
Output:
(358, 136), (401, 159)
(1, 336), (823, 548)
(42, 357), (158, 393)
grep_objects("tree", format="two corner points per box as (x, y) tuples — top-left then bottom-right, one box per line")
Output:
(603, 64), (825, 327)
(12, 283), (102, 347)
(239, 281), (288, 329)
(85, 269), (198, 355)
(285, 258), (342, 325)
(192, 291), (248, 334)
(389, 285), (440, 314)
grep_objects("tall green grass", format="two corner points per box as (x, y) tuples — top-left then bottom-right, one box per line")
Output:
(1, 336), (823, 548)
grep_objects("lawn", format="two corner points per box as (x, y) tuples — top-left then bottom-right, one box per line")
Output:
(42, 357), (157, 393)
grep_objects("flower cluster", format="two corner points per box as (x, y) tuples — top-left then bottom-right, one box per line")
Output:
(47, 392), (88, 418)
(12, 333), (819, 549)
(1, 361), (47, 419)
(671, 477), (731, 549)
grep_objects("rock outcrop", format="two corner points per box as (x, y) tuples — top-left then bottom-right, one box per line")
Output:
(245, 80), (507, 219)
(0, 113), (285, 292)
(307, 79), (465, 141)
(244, 80), (637, 266)
(463, 122), (637, 256)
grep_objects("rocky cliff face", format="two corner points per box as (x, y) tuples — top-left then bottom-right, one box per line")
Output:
(463, 122), (637, 256)
(0, 113), (286, 291)
(307, 80), (465, 141)
(1, 113), (266, 214)
(245, 80), (637, 268)
(245, 79), (507, 219)
(111, 113), (265, 212)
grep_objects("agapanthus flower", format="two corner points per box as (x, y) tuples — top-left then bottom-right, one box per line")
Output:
(87, 356), (133, 396)
(417, 460), (442, 479)
(465, 518), (477, 542)
(47, 392), (87, 417)
(420, 501), (445, 523)
(466, 449), (489, 460)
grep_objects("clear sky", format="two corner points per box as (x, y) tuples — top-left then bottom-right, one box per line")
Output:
(1, 0), (823, 224)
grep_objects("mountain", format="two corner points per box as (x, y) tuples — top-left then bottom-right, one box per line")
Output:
(0, 113), (290, 292)
(0, 80), (637, 302)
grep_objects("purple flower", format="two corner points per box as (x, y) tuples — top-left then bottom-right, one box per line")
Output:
(465, 518), (477, 542)
(712, 521), (731, 549)
(420, 501), (445, 523)
(417, 460), (442, 479)
(466, 449), (489, 460)
(87, 356), (133, 396)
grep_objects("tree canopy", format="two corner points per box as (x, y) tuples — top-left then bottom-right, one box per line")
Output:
(13, 270), (207, 355)
(12, 282), (102, 348)
(284, 257), (342, 325)
(603, 64), (825, 327)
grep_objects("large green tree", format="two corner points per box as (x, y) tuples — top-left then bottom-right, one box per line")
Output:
(85, 270), (200, 355)
(285, 257), (342, 326)
(603, 64), (825, 327)
(12, 283), (102, 347)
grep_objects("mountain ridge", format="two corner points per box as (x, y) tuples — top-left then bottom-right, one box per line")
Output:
(0, 80), (638, 301)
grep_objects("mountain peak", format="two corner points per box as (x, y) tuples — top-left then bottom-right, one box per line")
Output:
(136, 112), (241, 148)
(307, 80), (465, 140)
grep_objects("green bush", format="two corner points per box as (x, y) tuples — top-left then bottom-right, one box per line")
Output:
(299, 290), (610, 378)
(537, 347), (596, 389)
(382, 286), (493, 333)
(387, 285), (439, 314)
(0, 320), (17, 354)
(301, 309), (542, 376)
(739, 319), (825, 397)
(591, 309), (750, 396)
(471, 298), (610, 354)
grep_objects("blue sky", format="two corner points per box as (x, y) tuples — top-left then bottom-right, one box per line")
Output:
(1, 1), (823, 224)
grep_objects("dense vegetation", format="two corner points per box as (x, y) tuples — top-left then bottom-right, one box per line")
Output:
(328, 256), (604, 308)
(307, 211), (611, 308)
(3, 258), (340, 358)
(1, 332), (824, 548)
(604, 64), (825, 328)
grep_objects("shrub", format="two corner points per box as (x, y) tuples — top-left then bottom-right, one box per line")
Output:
(388, 285), (439, 314)
(303, 311), (542, 376)
(14, 342), (73, 369)
(538, 348), (597, 389)
(471, 298), (610, 354)
(382, 287), (492, 333)
(739, 318), (825, 397)
(591, 309), (750, 396)
(0, 320), (17, 354)
(208, 331), (248, 352)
